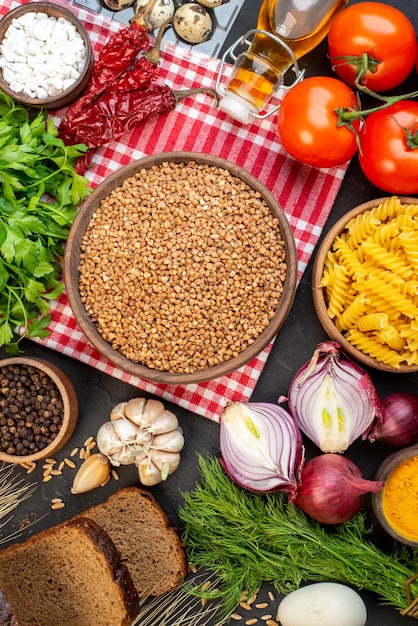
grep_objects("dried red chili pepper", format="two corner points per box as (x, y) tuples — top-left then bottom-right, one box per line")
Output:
(88, 22), (151, 88)
(60, 85), (217, 149)
(110, 56), (159, 92)
(59, 55), (159, 139)
(60, 84), (175, 148)
(63, 85), (217, 174)
(58, 20), (217, 174)
(62, 22), (152, 126)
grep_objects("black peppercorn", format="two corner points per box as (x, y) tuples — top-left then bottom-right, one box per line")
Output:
(0, 364), (64, 457)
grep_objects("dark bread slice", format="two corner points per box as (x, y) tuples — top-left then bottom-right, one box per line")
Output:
(0, 517), (139, 626)
(78, 486), (188, 597)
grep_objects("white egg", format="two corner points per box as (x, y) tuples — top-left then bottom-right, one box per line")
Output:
(277, 583), (367, 626)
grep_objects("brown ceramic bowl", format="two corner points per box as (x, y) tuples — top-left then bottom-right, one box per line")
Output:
(64, 152), (298, 385)
(0, 3), (93, 109)
(0, 357), (78, 464)
(312, 196), (418, 373)
(372, 444), (418, 548)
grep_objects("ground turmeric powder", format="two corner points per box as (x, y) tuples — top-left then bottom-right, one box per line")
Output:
(382, 455), (418, 543)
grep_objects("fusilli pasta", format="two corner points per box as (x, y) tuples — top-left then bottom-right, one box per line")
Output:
(318, 196), (418, 368)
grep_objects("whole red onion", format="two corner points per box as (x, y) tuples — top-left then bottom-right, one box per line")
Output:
(291, 453), (383, 524)
(368, 393), (418, 447)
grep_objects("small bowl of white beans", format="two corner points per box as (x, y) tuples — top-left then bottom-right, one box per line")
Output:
(64, 152), (298, 385)
(0, 2), (93, 109)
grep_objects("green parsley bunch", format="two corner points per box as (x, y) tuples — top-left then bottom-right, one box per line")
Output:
(0, 91), (92, 354)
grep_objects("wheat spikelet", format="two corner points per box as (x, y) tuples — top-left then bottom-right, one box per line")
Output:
(0, 463), (37, 543)
(131, 572), (225, 626)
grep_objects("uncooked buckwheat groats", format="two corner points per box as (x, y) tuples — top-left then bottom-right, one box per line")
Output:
(78, 161), (288, 373)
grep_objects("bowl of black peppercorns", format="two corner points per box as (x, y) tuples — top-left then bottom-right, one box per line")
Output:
(0, 357), (78, 464)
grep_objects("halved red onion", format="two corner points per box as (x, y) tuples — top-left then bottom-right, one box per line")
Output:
(219, 401), (304, 496)
(285, 342), (382, 453)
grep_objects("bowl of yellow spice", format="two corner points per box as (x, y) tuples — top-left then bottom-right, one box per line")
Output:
(371, 444), (418, 547)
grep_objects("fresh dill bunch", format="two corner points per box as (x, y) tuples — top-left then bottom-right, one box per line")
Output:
(179, 455), (418, 619)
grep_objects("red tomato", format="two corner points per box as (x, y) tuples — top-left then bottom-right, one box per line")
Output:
(328, 2), (417, 92)
(358, 100), (418, 194)
(277, 76), (359, 169)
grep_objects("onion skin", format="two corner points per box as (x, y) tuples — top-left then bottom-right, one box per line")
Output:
(368, 393), (418, 447)
(291, 454), (383, 524)
(219, 401), (304, 496)
(286, 341), (382, 453)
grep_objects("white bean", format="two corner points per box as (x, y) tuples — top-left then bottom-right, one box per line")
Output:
(0, 11), (86, 99)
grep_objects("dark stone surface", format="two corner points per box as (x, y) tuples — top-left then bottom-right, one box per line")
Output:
(2, 1), (418, 624)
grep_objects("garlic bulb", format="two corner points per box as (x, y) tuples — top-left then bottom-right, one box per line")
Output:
(96, 397), (184, 486)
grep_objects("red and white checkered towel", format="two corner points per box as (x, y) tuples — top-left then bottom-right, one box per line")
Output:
(1, 0), (349, 422)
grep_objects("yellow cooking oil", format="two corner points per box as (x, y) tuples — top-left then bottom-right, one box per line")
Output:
(228, 0), (348, 109)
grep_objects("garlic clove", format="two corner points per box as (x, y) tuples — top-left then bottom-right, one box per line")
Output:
(124, 397), (147, 424)
(136, 456), (162, 486)
(152, 429), (184, 453)
(109, 444), (137, 466)
(110, 402), (127, 421)
(149, 449), (181, 475)
(97, 421), (124, 457)
(146, 410), (179, 434)
(71, 453), (110, 494)
(135, 430), (153, 447)
(140, 399), (166, 425)
(160, 462), (171, 481)
(112, 416), (139, 443)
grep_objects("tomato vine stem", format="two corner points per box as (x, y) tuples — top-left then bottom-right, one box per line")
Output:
(332, 51), (382, 89)
(336, 89), (418, 126)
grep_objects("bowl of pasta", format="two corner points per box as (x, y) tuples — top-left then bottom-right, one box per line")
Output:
(312, 196), (418, 373)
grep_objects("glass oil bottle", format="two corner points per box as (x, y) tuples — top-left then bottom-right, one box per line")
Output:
(216, 0), (349, 124)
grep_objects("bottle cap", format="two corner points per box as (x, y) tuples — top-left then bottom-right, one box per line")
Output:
(218, 93), (258, 125)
